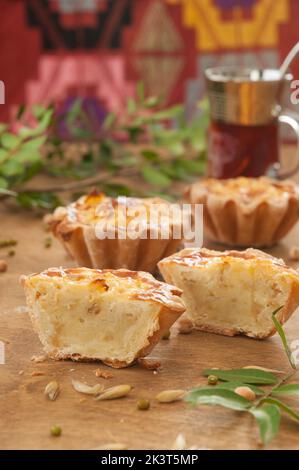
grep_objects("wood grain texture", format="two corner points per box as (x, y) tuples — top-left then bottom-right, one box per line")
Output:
(1, 176), (299, 450)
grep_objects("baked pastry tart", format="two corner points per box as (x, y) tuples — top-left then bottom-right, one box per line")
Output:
(185, 177), (299, 247)
(22, 267), (185, 368)
(48, 191), (183, 273)
(159, 247), (299, 339)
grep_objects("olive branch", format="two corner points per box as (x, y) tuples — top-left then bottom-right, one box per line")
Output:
(186, 307), (299, 446)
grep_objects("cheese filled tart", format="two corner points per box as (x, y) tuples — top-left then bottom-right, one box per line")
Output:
(159, 247), (299, 339)
(47, 191), (184, 273)
(185, 177), (299, 247)
(22, 267), (185, 368)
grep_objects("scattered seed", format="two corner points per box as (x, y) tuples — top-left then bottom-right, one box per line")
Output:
(8, 249), (15, 257)
(177, 317), (193, 335)
(0, 260), (7, 272)
(94, 368), (114, 379)
(242, 365), (284, 374)
(0, 239), (17, 248)
(207, 375), (218, 386)
(93, 443), (128, 450)
(71, 379), (104, 396)
(95, 384), (132, 401)
(234, 386), (256, 402)
(31, 354), (47, 363)
(156, 389), (186, 403)
(45, 381), (60, 401)
(43, 214), (52, 230)
(31, 370), (45, 377)
(44, 237), (52, 248)
(50, 425), (61, 437)
(18, 370), (24, 375)
(137, 399), (150, 410)
(171, 433), (209, 450)
(162, 330), (171, 340)
(138, 358), (161, 370)
(15, 306), (28, 314)
(172, 433), (187, 450)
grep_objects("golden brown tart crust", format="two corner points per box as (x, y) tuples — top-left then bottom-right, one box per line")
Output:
(185, 177), (299, 247)
(48, 191), (183, 273)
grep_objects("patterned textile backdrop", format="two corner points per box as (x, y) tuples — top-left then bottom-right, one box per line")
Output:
(1, 0), (299, 123)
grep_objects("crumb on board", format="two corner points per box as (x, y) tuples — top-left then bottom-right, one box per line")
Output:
(138, 358), (162, 370)
(94, 368), (114, 379)
(31, 370), (46, 377)
(31, 354), (47, 363)
(0, 260), (7, 272)
(289, 246), (299, 261)
(177, 317), (193, 335)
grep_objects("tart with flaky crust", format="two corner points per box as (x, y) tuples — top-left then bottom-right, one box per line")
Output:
(47, 191), (183, 273)
(159, 247), (299, 339)
(22, 267), (185, 368)
(185, 177), (299, 247)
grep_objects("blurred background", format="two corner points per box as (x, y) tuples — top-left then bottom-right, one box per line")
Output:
(1, 0), (299, 123)
(1, 0), (299, 210)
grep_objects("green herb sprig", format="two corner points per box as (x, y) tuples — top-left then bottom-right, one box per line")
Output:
(0, 83), (209, 211)
(186, 307), (299, 446)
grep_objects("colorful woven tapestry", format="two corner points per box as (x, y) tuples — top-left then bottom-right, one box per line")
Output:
(0, 0), (298, 123)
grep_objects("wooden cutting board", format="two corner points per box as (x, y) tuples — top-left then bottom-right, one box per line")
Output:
(1, 198), (299, 450)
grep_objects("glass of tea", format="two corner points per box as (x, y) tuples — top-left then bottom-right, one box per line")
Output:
(205, 67), (299, 179)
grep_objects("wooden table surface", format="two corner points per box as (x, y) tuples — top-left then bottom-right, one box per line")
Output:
(1, 170), (299, 450)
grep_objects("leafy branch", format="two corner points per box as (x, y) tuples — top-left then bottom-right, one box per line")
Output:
(186, 308), (299, 446)
(0, 83), (209, 210)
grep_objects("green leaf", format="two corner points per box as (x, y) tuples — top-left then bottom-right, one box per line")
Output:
(203, 382), (265, 396)
(140, 149), (160, 162)
(203, 369), (278, 385)
(272, 384), (299, 396)
(0, 149), (7, 164)
(178, 158), (206, 175)
(19, 109), (53, 138)
(103, 112), (116, 130)
(102, 183), (133, 197)
(0, 124), (8, 135)
(22, 135), (47, 150)
(150, 105), (184, 121)
(261, 397), (299, 422)
(15, 160), (42, 184)
(144, 96), (160, 108)
(13, 149), (41, 164)
(35, 108), (53, 134)
(136, 81), (145, 103)
(127, 97), (137, 114)
(16, 191), (61, 210)
(250, 404), (281, 445)
(272, 306), (296, 369)
(1, 133), (19, 149)
(142, 165), (171, 188)
(186, 388), (252, 411)
(32, 104), (48, 119)
(0, 177), (8, 189)
(1, 159), (24, 176)
(16, 104), (26, 120)
(121, 154), (138, 166)
(125, 125), (144, 143)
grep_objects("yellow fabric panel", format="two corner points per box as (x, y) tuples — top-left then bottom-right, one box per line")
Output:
(167, 0), (289, 51)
